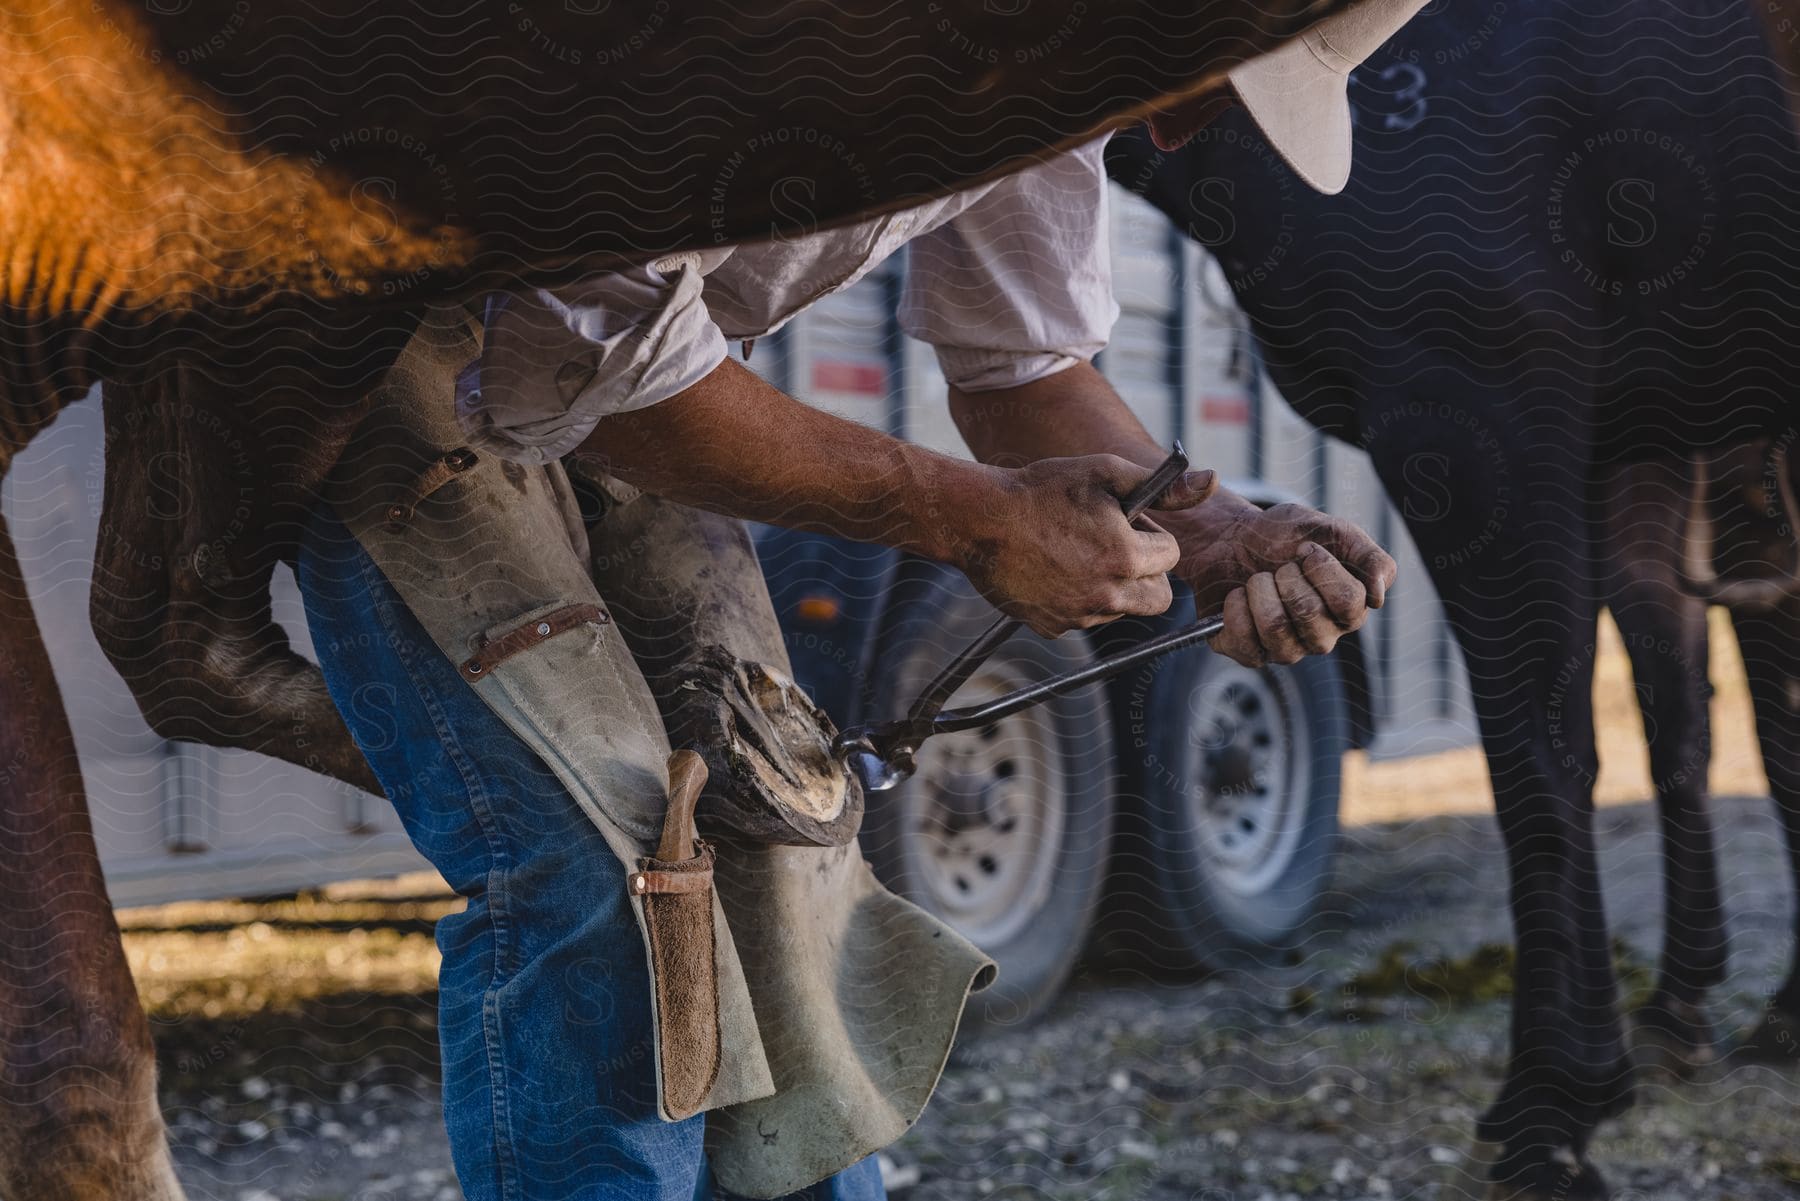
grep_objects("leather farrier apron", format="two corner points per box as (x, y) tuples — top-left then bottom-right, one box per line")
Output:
(324, 305), (995, 1198)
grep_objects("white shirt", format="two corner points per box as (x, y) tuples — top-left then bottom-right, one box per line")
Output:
(457, 137), (1118, 465)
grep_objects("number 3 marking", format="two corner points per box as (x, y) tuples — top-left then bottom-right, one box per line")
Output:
(1380, 62), (1429, 131)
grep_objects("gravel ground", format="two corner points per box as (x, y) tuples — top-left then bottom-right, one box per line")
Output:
(144, 789), (1799, 1201)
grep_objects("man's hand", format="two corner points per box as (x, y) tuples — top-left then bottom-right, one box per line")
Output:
(583, 362), (1224, 638)
(948, 363), (1397, 668)
(592, 357), (1394, 661)
(957, 455), (1217, 638)
(1167, 491), (1398, 667)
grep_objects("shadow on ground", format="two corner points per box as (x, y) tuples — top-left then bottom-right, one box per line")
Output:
(139, 797), (1799, 1201)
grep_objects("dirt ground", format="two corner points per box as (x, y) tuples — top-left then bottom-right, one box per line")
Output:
(131, 615), (1800, 1201)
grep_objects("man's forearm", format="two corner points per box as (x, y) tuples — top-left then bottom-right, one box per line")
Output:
(950, 361), (1168, 470)
(951, 362), (1261, 544)
(573, 357), (1203, 637)
(575, 358), (1003, 566)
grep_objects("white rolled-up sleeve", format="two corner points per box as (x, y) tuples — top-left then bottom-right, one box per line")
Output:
(898, 138), (1118, 393)
(456, 253), (730, 465)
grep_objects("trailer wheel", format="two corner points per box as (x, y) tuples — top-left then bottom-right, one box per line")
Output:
(858, 589), (1115, 1032)
(1122, 644), (1346, 967)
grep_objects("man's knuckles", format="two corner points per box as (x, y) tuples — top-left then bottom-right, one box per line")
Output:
(1102, 578), (1171, 617)
(1293, 620), (1338, 655)
(1137, 577), (1175, 614)
(1064, 586), (1118, 621)
(1273, 562), (1324, 619)
(1246, 580), (1304, 659)
(1135, 540), (1181, 577)
(1297, 541), (1338, 571)
(1297, 542), (1377, 624)
(1364, 549), (1399, 606)
(1252, 620), (1306, 664)
(1211, 625), (1263, 667)
(1211, 590), (1266, 667)
(1092, 547), (1135, 579)
(1254, 618), (1307, 663)
(1315, 579), (1369, 625)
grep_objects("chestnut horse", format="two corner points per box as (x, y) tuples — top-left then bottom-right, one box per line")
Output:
(0, 1), (1358, 1195)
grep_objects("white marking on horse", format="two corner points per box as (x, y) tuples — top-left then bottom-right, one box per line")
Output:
(1350, 62), (1430, 132)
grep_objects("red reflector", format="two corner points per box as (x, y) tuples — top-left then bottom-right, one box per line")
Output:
(795, 595), (840, 623)
(1200, 395), (1250, 425)
(811, 360), (886, 395)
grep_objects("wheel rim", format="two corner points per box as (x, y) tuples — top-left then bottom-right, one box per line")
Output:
(1180, 661), (1309, 898)
(902, 663), (1068, 946)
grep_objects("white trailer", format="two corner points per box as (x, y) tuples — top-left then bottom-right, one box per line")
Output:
(4, 185), (1476, 907)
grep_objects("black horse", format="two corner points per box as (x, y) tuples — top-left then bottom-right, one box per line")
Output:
(1110, 0), (1800, 1196)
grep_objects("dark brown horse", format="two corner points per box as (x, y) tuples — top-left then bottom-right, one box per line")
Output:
(1109, 0), (1800, 1194)
(0, 2), (1361, 1196)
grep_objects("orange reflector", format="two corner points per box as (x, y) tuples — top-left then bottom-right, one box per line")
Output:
(795, 595), (840, 623)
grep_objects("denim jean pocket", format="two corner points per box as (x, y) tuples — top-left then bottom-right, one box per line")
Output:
(629, 840), (722, 1121)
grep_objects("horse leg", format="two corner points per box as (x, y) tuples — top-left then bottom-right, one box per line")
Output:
(88, 309), (415, 795)
(1366, 399), (1629, 1201)
(1470, 633), (1629, 1200)
(0, 510), (183, 1200)
(90, 372), (378, 794)
(1600, 459), (1726, 1079)
(1729, 596), (1800, 1064)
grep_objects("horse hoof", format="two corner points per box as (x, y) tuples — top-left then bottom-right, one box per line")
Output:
(1629, 1018), (1716, 1083)
(1732, 1005), (1800, 1067)
(1628, 997), (1718, 1083)
(1461, 1141), (1614, 1201)
(1480, 1165), (1612, 1201)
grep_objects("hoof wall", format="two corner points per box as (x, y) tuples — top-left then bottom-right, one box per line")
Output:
(674, 649), (865, 847)
(1459, 1140), (1613, 1201)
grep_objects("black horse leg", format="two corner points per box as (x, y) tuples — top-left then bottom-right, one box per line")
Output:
(1472, 637), (1632, 1196)
(1368, 405), (1632, 1200)
(1600, 459), (1726, 1077)
(1730, 597), (1800, 1064)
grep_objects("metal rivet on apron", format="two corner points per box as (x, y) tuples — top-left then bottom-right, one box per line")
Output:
(385, 504), (408, 526)
(536, 621), (552, 636)
(463, 659), (483, 676)
(633, 874), (648, 893)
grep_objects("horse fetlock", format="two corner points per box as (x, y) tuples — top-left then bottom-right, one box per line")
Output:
(1477, 1053), (1635, 1154)
(1482, 1164), (1612, 1201)
(0, 1056), (184, 1201)
(1733, 999), (1800, 1067)
(1773, 971), (1800, 1016)
(1461, 1138), (1613, 1201)
(1628, 994), (1719, 1083)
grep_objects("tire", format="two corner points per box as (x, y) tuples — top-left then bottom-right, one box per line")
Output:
(1114, 637), (1346, 969)
(856, 579), (1116, 1033)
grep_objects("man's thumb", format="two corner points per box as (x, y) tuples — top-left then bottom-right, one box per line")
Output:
(1152, 468), (1218, 511)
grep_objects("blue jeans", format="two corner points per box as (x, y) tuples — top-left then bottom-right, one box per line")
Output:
(298, 506), (884, 1201)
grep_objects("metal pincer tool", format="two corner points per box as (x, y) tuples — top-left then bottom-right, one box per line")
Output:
(833, 443), (1227, 792)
